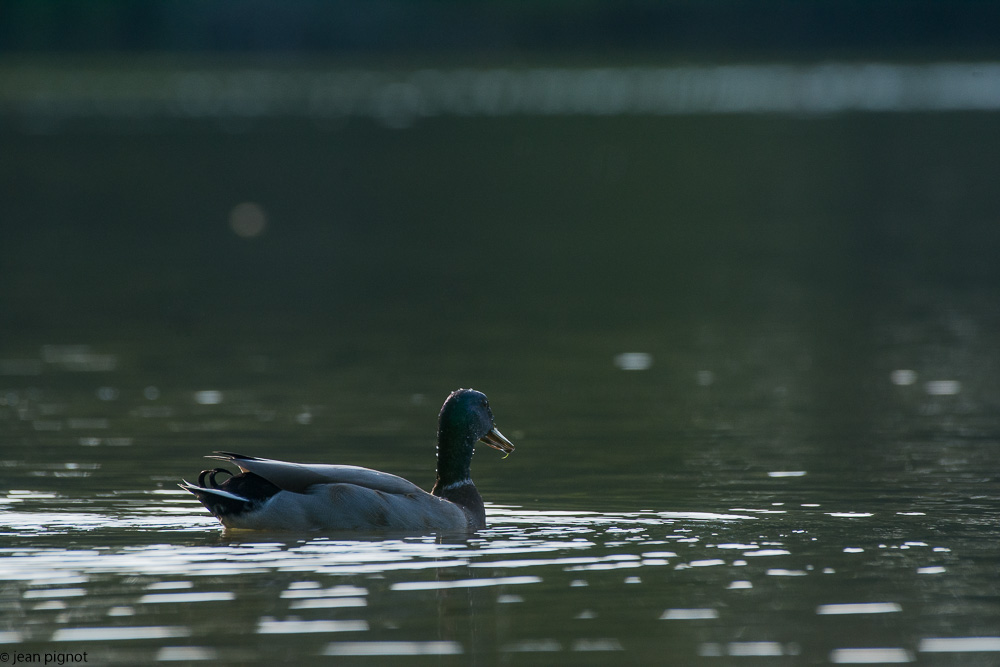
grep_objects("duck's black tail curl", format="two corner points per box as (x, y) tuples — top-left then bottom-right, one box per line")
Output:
(198, 467), (233, 488)
(180, 470), (282, 519)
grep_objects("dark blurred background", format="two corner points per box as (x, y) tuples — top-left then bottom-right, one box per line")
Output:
(3, 0), (1000, 407)
(3, 1), (1000, 58)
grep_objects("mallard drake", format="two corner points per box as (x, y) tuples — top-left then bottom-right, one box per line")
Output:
(179, 388), (514, 532)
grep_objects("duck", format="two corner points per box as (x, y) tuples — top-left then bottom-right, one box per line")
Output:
(179, 388), (515, 532)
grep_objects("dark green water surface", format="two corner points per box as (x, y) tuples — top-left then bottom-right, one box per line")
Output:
(2, 86), (1000, 665)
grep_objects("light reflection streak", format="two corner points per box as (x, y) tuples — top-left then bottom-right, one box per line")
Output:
(727, 641), (787, 656)
(145, 581), (193, 590)
(139, 592), (236, 604)
(391, 575), (541, 591)
(257, 619), (368, 634)
(829, 647), (914, 664)
(817, 603), (902, 615)
(661, 608), (719, 620)
(323, 641), (462, 656)
(12, 63), (1000, 127)
(572, 638), (624, 651)
(0, 510), (218, 534)
(279, 584), (367, 598)
(565, 561), (643, 572)
(22, 587), (86, 599)
(312, 559), (470, 575)
(919, 637), (1000, 653)
(502, 639), (562, 652)
(467, 556), (604, 569)
(52, 626), (190, 641)
(287, 597), (367, 610)
(155, 647), (217, 662)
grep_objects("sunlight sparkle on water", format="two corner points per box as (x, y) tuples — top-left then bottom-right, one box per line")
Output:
(155, 647), (217, 662)
(391, 575), (542, 591)
(890, 370), (918, 386)
(502, 639), (562, 652)
(0, 491), (979, 663)
(817, 603), (903, 615)
(22, 588), (85, 599)
(145, 581), (193, 591)
(279, 584), (367, 599)
(287, 597), (367, 610)
(613, 352), (652, 370)
(919, 637), (1000, 653)
(323, 641), (462, 656)
(660, 608), (719, 620)
(139, 592), (236, 604)
(193, 390), (223, 405)
(700, 642), (794, 657)
(924, 380), (961, 396)
(52, 626), (190, 642)
(829, 647), (914, 663)
(257, 619), (368, 634)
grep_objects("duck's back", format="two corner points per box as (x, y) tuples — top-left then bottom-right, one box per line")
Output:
(220, 453), (425, 495)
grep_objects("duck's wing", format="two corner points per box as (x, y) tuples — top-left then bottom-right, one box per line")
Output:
(209, 451), (426, 496)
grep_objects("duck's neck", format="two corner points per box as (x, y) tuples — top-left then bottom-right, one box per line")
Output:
(432, 433), (485, 528)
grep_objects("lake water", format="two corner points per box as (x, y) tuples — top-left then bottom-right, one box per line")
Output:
(2, 61), (1000, 665)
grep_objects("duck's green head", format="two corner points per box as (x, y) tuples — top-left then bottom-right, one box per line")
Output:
(436, 388), (514, 484)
